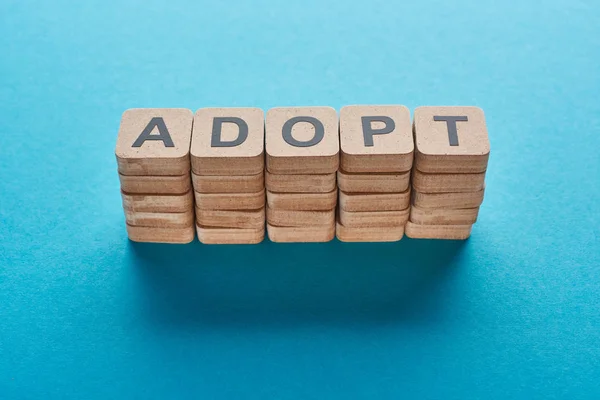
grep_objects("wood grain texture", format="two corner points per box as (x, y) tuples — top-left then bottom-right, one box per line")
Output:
(124, 208), (194, 228)
(116, 157), (190, 177)
(125, 224), (195, 244)
(191, 172), (264, 193)
(336, 221), (404, 242)
(266, 190), (337, 211)
(413, 106), (489, 173)
(338, 208), (409, 228)
(266, 207), (335, 227)
(265, 171), (336, 193)
(410, 205), (479, 225)
(194, 190), (265, 210)
(119, 173), (191, 194)
(266, 223), (335, 243)
(412, 188), (485, 209)
(196, 224), (264, 244)
(116, 108), (193, 176)
(337, 169), (410, 193)
(405, 221), (472, 240)
(340, 105), (413, 173)
(266, 107), (339, 174)
(121, 190), (193, 213)
(412, 169), (485, 193)
(191, 107), (264, 175)
(195, 207), (265, 229)
(338, 189), (410, 212)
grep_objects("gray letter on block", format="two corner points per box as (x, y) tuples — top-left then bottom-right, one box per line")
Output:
(361, 116), (395, 147)
(211, 117), (248, 147)
(282, 116), (324, 147)
(433, 116), (468, 146)
(132, 117), (175, 147)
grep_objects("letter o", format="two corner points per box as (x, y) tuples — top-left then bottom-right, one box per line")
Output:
(282, 116), (324, 148)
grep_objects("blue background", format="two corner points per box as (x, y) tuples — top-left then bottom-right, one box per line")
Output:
(1, 0), (599, 398)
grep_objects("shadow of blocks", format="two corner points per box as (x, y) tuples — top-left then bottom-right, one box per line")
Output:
(128, 238), (468, 330)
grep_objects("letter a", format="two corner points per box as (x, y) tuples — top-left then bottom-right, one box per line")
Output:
(132, 117), (175, 147)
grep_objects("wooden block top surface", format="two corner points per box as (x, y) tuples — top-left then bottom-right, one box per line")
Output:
(116, 108), (193, 160)
(266, 107), (339, 158)
(191, 107), (264, 159)
(413, 106), (489, 157)
(340, 105), (413, 156)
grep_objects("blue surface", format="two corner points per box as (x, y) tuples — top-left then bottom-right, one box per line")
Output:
(1, 0), (599, 398)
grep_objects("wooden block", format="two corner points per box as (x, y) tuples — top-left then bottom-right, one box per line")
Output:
(266, 190), (337, 211)
(196, 224), (264, 244)
(412, 169), (485, 193)
(336, 220), (404, 242)
(337, 169), (410, 193)
(194, 190), (265, 210)
(126, 224), (195, 244)
(339, 188), (410, 212)
(265, 171), (336, 193)
(266, 223), (335, 243)
(121, 190), (193, 213)
(191, 108), (264, 175)
(124, 209), (194, 228)
(191, 172), (264, 193)
(413, 106), (489, 173)
(116, 108), (193, 176)
(266, 207), (335, 227)
(340, 105), (413, 173)
(266, 107), (339, 174)
(405, 221), (472, 240)
(195, 207), (265, 229)
(338, 208), (409, 228)
(119, 173), (191, 194)
(412, 187), (485, 209)
(410, 205), (479, 225)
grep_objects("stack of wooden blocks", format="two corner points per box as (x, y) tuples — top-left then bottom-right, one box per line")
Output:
(406, 107), (488, 240)
(116, 109), (195, 244)
(115, 105), (490, 244)
(191, 108), (266, 244)
(265, 107), (339, 243)
(336, 106), (414, 242)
